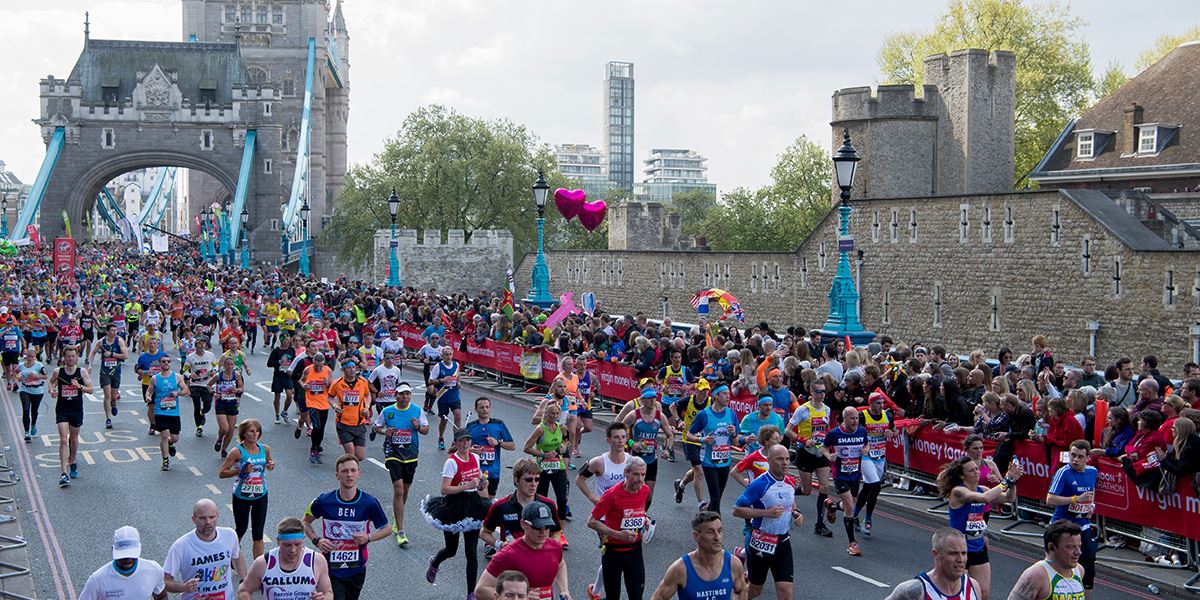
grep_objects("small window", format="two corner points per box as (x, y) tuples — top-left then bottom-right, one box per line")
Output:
(224, 4), (236, 23)
(1139, 126), (1157, 154)
(818, 242), (827, 272)
(1081, 237), (1092, 274)
(256, 6), (268, 24)
(981, 206), (993, 242)
(871, 210), (880, 242)
(1166, 270), (1176, 306)
(882, 288), (891, 325)
(272, 6), (284, 25)
(1051, 206), (1061, 246)
(1194, 271), (1200, 309)
(890, 209), (899, 243)
(1113, 257), (1122, 297)
(800, 258), (809, 288)
(263, 102), (272, 116)
(933, 283), (943, 328)
(263, 159), (272, 174)
(1004, 206), (1014, 243)
(101, 128), (115, 149)
(281, 76), (296, 97)
(989, 291), (1000, 332)
(1077, 132), (1094, 159)
(200, 129), (214, 151)
(959, 204), (969, 243)
(240, 6), (252, 24)
(269, 219), (280, 232)
(909, 209), (918, 243)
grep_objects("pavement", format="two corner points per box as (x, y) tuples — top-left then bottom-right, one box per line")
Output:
(0, 346), (1193, 599)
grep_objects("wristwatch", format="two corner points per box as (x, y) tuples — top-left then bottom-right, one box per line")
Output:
(311, 536), (322, 546)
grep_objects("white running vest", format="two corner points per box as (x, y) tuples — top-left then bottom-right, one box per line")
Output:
(262, 547), (317, 600)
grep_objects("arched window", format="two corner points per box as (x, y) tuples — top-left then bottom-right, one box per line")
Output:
(247, 66), (269, 85)
(281, 75), (296, 97)
(282, 127), (298, 152)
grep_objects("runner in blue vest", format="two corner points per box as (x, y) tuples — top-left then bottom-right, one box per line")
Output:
(687, 385), (738, 514)
(648, 511), (745, 600)
(145, 355), (189, 472)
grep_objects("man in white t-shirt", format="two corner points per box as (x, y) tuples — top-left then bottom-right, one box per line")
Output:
(380, 327), (406, 367)
(184, 338), (219, 437)
(164, 499), (245, 600)
(78, 526), (167, 600)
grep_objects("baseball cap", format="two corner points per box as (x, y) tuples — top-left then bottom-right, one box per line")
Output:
(453, 429), (472, 442)
(112, 526), (142, 560)
(695, 379), (711, 391)
(521, 501), (556, 529)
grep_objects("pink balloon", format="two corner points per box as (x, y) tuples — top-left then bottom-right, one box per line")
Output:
(553, 188), (586, 221)
(578, 200), (607, 232)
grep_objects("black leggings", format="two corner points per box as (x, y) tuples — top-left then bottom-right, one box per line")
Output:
(190, 386), (212, 428)
(19, 392), (42, 433)
(245, 325), (258, 349)
(232, 494), (269, 541)
(702, 465), (731, 514)
(854, 482), (883, 517)
(432, 529), (479, 595)
(536, 469), (570, 518)
(310, 409), (329, 453)
(602, 544), (645, 600)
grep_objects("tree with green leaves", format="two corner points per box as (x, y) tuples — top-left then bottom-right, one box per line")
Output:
(325, 105), (577, 268)
(877, 0), (1095, 187)
(692, 135), (831, 251)
(670, 188), (716, 242)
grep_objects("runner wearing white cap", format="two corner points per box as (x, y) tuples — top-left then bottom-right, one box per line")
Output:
(78, 526), (167, 600)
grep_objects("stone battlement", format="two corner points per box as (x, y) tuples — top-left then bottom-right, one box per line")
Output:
(391, 228), (513, 248)
(831, 84), (939, 122)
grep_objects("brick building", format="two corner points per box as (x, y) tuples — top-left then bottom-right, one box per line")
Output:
(515, 48), (1200, 373)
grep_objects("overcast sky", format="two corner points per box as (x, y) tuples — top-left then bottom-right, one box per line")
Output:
(0, 1), (1194, 194)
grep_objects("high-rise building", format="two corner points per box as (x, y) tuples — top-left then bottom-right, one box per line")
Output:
(603, 61), (635, 192)
(553, 144), (614, 200)
(634, 148), (716, 203)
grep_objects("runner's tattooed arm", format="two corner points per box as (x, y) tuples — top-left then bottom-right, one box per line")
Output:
(883, 580), (924, 600)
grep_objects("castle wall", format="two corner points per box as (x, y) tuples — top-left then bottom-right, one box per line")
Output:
(517, 190), (1200, 372)
(318, 229), (515, 293)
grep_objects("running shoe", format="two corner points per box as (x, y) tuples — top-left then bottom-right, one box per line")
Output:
(214, 441), (222, 453)
(847, 542), (862, 556)
(59, 474), (70, 487)
(862, 518), (872, 536)
(814, 524), (833, 538)
(161, 458), (170, 471)
(395, 531), (409, 548)
(282, 412), (291, 424)
(369, 430), (377, 442)
(853, 516), (862, 533)
(667, 448), (677, 462)
(105, 418), (113, 430)
(698, 501), (709, 512)
(568, 462), (577, 470)
(29, 426), (36, 437)
(563, 506), (573, 522)
(438, 439), (445, 451)
(274, 414), (281, 425)
(824, 498), (838, 524)
(69, 464), (78, 479)
(425, 556), (439, 583)
(560, 531), (569, 549)
(572, 448), (582, 458)
(674, 479), (685, 504)
(586, 583), (601, 600)
(294, 427), (302, 440)
(642, 518), (656, 544)
(148, 428), (156, 436)
(196, 426), (203, 437)
(23, 433), (30, 443)
(309, 452), (318, 464)
(111, 404), (118, 417)
(169, 444), (177, 457)
(221, 450), (228, 458)
(313, 452), (323, 464)
(484, 545), (497, 560)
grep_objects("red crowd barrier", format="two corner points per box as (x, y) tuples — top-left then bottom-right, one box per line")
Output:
(886, 427), (1200, 540)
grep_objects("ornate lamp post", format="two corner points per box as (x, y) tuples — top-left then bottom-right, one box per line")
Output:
(1, 196), (10, 239)
(387, 188), (401, 287)
(200, 206), (212, 262)
(299, 199), (311, 277)
(240, 207), (250, 270)
(218, 205), (231, 265)
(818, 130), (875, 347)
(523, 171), (554, 308)
(279, 201), (288, 265)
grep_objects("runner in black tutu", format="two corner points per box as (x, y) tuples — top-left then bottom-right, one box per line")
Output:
(423, 429), (492, 598)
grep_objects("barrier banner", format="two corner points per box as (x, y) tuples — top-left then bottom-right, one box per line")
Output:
(728, 390), (757, 425)
(520, 351), (543, 379)
(493, 342), (522, 376)
(595, 361), (639, 402)
(464, 339), (496, 370)
(894, 428), (1200, 539)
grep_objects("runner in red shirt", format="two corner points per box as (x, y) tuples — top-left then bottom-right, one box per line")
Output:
(476, 501), (569, 600)
(733, 425), (783, 486)
(587, 457), (651, 600)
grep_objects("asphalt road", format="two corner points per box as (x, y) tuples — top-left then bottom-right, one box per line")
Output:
(0, 347), (1160, 600)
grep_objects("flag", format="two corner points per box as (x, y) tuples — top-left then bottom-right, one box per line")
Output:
(501, 268), (515, 316)
(62, 210), (72, 239)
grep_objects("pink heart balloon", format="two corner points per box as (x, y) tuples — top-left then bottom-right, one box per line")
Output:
(578, 200), (607, 232)
(553, 188), (586, 221)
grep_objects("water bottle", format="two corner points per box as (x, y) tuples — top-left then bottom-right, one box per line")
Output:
(1147, 584), (1160, 595)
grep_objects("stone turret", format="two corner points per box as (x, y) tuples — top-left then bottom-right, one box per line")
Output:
(831, 49), (1015, 200)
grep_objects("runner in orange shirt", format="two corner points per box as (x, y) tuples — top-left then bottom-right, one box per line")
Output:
(330, 361), (372, 461)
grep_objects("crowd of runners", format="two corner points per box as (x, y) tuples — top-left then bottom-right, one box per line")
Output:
(2, 241), (1194, 600)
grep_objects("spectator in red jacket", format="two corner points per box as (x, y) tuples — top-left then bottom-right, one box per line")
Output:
(1120, 409), (1169, 488)
(1033, 398), (1084, 463)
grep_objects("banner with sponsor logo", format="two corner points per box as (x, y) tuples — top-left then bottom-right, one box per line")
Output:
(891, 427), (1200, 539)
(52, 237), (76, 276)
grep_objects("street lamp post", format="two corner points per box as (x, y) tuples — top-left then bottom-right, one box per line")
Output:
(818, 130), (875, 347)
(299, 199), (311, 277)
(200, 207), (212, 262)
(524, 171), (554, 308)
(240, 207), (250, 270)
(218, 205), (231, 265)
(279, 202), (288, 266)
(1, 196), (10, 239)
(387, 188), (401, 288)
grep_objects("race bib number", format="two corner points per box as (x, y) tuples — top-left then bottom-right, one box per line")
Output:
(1069, 502), (1095, 515)
(749, 529), (779, 555)
(636, 438), (657, 454)
(390, 429), (413, 446)
(240, 475), (264, 496)
(540, 459), (561, 472)
(193, 591), (225, 600)
(193, 368), (208, 379)
(478, 445), (496, 463)
(103, 358), (118, 369)
(965, 510), (987, 533)
(20, 374), (38, 386)
(159, 394), (177, 411)
(620, 512), (646, 531)
(840, 456), (861, 474)
(308, 381), (326, 394)
(221, 393), (238, 403)
(342, 391), (360, 406)
(61, 385), (80, 399)
(812, 418), (828, 444)
(711, 444), (731, 463)
(328, 547), (360, 564)
(444, 375), (458, 388)
(529, 587), (553, 600)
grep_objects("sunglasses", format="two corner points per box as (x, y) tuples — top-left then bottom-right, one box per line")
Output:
(523, 523), (553, 531)
(520, 476), (540, 483)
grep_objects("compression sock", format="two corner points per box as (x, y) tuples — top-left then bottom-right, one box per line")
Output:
(817, 493), (827, 518)
(844, 516), (856, 543)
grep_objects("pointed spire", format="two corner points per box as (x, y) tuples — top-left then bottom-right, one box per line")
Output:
(84, 11), (90, 43)
(332, 0), (347, 34)
(233, 20), (242, 49)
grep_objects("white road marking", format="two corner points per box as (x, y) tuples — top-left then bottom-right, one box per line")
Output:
(137, 418), (147, 424)
(254, 381), (274, 394)
(367, 458), (387, 470)
(189, 466), (203, 477)
(206, 483), (222, 496)
(832, 566), (887, 588)
(243, 391), (265, 403)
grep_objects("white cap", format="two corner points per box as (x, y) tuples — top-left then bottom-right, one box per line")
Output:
(112, 526), (142, 560)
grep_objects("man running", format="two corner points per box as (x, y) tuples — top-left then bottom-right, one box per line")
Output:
(367, 349), (404, 441)
(88, 324), (128, 430)
(481, 459), (564, 556)
(822, 406), (870, 556)
(884, 528), (979, 600)
(1046, 439), (1098, 594)
(418, 333), (443, 414)
(184, 337), (217, 437)
(577, 422), (638, 600)
(587, 457), (651, 600)
(267, 332), (295, 424)
(854, 391), (895, 536)
(466, 397), (516, 498)
(656, 348), (692, 425)
(1006, 521), (1086, 600)
(687, 384), (737, 514)
(136, 337), (169, 436)
(163, 499), (245, 600)
(648, 511), (745, 600)
(145, 354), (190, 471)
(303, 454), (390, 600)
(672, 380), (710, 506)
(373, 380), (427, 547)
(785, 379), (835, 537)
(476, 501), (570, 600)
(49, 347), (93, 487)
(78, 526), (166, 600)
(733, 444), (804, 600)
(330, 362), (372, 461)
(237, 517), (333, 600)
(430, 345), (463, 450)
